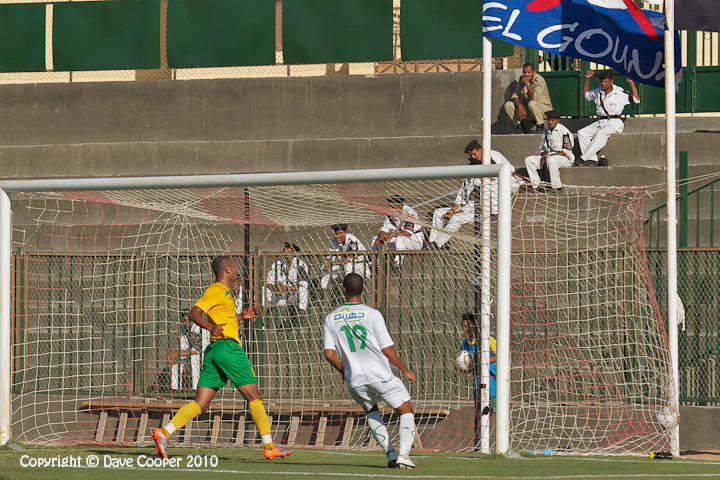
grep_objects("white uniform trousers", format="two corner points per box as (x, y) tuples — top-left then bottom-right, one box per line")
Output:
(171, 354), (200, 390)
(429, 204), (474, 248)
(577, 118), (623, 161)
(524, 153), (574, 189)
(321, 261), (372, 289)
(264, 284), (309, 311)
(395, 232), (423, 251)
(391, 232), (424, 266)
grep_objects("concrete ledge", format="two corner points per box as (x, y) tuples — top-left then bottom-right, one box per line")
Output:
(681, 405), (720, 452)
(0, 136), (470, 179)
(0, 72), (499, 146)
(1, 132), (718, 180)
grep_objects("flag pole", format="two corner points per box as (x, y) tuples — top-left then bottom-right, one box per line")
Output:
(664, 0), (680, 457)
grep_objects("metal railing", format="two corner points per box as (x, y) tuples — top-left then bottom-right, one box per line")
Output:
(647, 248), (720, 405)
(647, 152), (720, 248)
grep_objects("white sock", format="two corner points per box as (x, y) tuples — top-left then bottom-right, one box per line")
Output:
(261, 434), (273, 446)
(398, 413), (416, 458)
(164, 422), (177, 436)
(366, 411), (396, 457)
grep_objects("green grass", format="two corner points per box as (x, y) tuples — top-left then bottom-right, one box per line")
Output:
(0, 445), (719, 480)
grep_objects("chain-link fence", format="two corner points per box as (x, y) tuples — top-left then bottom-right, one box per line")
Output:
(647, 249), (720, 406)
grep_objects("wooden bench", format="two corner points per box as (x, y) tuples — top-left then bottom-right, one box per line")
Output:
(82, 398), (450, 448)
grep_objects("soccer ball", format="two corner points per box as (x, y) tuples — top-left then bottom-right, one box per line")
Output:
(455, 350), (473, 372)
(657, 406), (679, 429)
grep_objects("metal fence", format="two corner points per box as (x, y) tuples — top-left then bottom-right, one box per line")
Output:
(647, 248), (720, 405)
(10, 250), (475, 402)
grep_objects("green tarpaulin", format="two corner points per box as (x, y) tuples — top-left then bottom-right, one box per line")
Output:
(283, 0), (393, 64)
(0, 4), (45, 73)
(53, 0), (160, 71)
(401, 0), (514, 60)
(168, 0), (275, 68)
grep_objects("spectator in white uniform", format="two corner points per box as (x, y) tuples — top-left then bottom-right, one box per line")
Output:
(429, 140), (517, 249)
(524, 109), (574, 191)
(577, 70), (639, 167)
(321, 224), (371, 289)
(171, 314), (210, 391)
(265, 242), (309, 326)
(372, 195), (423, 265)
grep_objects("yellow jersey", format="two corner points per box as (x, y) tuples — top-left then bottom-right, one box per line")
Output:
(194, 282), (241, 346)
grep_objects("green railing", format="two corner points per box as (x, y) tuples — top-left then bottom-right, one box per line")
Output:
(11, 250), (474, 402)
(646, 152), (720, 248)
(647, 248), (720, 405)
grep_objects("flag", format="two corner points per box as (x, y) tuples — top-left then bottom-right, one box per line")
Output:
(675, 0), (720, 32)
(482, 0), (681, 88)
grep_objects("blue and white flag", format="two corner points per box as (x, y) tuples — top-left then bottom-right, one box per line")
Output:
(482, 0), (681, 88)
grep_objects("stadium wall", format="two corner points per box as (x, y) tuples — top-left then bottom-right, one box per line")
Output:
(0, 70), (512, 179)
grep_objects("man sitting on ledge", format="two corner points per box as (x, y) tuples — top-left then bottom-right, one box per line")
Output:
(577, 70), (639, 167)
(503, 63), (553, 134)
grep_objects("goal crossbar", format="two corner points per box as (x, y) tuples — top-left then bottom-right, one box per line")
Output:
(0, 165), (503, 192)
(0, 164), (513, 452)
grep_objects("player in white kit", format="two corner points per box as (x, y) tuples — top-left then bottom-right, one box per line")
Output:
(323, 273), (418, 469)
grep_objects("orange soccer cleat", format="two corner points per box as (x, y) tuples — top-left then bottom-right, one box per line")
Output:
(152, 428), (168, 459)
(263, 446), (293, 460)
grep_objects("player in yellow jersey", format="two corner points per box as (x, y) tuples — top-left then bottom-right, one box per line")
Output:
(152, 255), (292, 460)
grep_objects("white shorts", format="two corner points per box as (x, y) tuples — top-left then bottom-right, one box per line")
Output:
(348, 375), (411, 412)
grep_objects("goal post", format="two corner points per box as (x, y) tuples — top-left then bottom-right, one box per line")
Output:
(495, 165), (511, 455)
(0, 164), (511, 451)
(0, 188), (11, 446)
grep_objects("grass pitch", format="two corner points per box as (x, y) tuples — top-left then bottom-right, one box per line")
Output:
(1, 445), (719, 480)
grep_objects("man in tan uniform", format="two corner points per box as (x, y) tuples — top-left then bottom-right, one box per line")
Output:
(503, 63), (553, 133)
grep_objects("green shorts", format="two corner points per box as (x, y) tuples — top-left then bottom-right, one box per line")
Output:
(197, 339), (257, 389)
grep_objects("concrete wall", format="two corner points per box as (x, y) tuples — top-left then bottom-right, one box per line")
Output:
(681, 405), (720, 452)
(0, 71), (514, 179)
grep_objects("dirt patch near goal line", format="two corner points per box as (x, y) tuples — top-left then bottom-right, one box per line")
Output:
(681, 450), (720, 460)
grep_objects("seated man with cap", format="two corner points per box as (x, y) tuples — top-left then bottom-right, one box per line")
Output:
(429, 140), (516, 249)
(577, 70), (639, 167)
(321, 224), (371, 289)
(372, 195), (423, 265)
(524, 110), (574, 191)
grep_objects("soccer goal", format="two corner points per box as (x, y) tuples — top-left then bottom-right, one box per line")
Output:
(0, 165), (672, 455)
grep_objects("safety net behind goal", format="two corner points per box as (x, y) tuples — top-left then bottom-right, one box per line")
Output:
(6, 177), (672, 454)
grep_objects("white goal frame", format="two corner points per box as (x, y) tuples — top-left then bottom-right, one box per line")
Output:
(0, 164), (514, 453)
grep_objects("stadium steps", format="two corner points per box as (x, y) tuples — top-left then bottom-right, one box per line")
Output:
(0, 72), (717, 247)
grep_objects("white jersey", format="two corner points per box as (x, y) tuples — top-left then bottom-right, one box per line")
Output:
(454, 150), (514, 207)
(380, 204), (421, 235)
(584, 83), (639, 116)
(323, 302), (395, 387)
(540, 123), (574, 156)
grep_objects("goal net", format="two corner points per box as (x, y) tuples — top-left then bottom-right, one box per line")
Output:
(4, 175), (671, 454)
